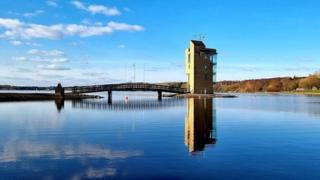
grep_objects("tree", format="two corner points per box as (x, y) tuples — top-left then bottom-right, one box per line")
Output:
(266, 79), (282, 92)
(299, 75), (320, 90)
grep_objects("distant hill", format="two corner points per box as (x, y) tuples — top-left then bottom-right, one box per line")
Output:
(0, 85), (54, 91)
(214, 74), (320, 93)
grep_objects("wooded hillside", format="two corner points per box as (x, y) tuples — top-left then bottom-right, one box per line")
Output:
(214, 73), (320, 93)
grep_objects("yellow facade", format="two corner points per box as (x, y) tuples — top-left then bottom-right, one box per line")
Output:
(185, 40), (217, 94)
(184, 98), (216, 153)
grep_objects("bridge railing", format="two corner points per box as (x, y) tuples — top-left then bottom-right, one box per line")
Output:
(69, 83), (187, 94)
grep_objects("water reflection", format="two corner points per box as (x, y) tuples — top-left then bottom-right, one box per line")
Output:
(2, 95), (320, 179)
(71, 98), (217, 154)
(55, 99), (64, 112)
(0, 141), (143, 163)
(185, 98), (216, 153)
(71, 98), (184, 111)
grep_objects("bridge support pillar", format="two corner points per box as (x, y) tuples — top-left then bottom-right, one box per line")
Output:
(158, 91), (162, 101)
(108, 90), (112, 104)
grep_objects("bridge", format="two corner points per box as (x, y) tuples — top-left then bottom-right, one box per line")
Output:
(65, 82), (187, 103)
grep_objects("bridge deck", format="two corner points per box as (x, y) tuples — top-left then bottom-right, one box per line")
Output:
(67, 83), (187, 94)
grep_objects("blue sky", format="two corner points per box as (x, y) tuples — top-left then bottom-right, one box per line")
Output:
(0, 0), (319, 86)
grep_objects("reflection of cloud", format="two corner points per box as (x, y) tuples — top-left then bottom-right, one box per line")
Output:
(0, 141), (143, 163)
(86, 167), (116, 178)
(71, 167), (117, 180)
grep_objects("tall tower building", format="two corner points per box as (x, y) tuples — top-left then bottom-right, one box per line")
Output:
(185, 40), (217, 94)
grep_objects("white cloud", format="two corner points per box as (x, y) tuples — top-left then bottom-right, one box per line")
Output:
(25, 42), (41, 47)
(72, 0), (86, 10)
(23, 10), (44, 18)
(72, 0), (120, 16)
(30, 57), (68, 63)
(11, 49), (70, 69)
(22, 24), (65, 39)
(28, 49), (65, 57)
(107, 21), (144, 31)
(12, 56), (27, 61)
(0, 18), (144, 39)
(38, 64), (71, 71)
(8, 40), (40, 46)
(9, 40), (22, 46)
(0, 18), (23, 29)
(46, 0), (58, 7)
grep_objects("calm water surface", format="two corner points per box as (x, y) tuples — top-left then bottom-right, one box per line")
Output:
(0, 93), (320, 179)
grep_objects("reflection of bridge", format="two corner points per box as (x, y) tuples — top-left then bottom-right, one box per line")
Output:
(58, 97), (217, 154)
(71, 98), (185, 111)
(67, 83), (187, 103)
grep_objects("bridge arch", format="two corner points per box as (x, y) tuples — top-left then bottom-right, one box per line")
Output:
(66, 83), (187, 103)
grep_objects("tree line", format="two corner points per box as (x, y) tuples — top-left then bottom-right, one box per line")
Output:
(214, 73), (320, 93)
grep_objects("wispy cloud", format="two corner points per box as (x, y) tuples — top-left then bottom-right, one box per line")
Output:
(12, 49), (70, 71)
(0, 18), (22, 29)
(12, 56), (27, 61)
(82, 72), (109, 77)
(30, 57), (68, 63)
(283, 67), (315, 71)
(9, 40), (22, 46)
(38, 64), (71, 71)
(72, 0), (120, 16)
(46, 0), (58, 7)
(9, 40), (40, 46)
(0, 18), (144, 39)
(117, 44), (126, 49)
(23, 10), (44, 18)
(28, 49), (65, 57)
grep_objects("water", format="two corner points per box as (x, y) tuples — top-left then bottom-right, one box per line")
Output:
(1, 93), (320, 179)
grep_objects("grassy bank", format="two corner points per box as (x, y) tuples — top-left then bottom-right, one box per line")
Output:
(283, 90), (320, 95)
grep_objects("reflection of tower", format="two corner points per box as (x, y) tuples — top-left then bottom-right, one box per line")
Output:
(55, 99), (64, 112)
(184, 98), (216, 153)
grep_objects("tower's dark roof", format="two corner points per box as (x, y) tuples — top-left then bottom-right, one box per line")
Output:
(201, 48), (217, 55)
(191, 40), (205, 46)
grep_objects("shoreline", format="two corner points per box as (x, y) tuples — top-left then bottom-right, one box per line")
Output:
(174, 93), (237, 98)
(0, 93), (102, 102)
(215, 91), (320, 96)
